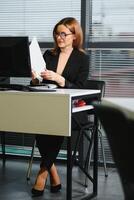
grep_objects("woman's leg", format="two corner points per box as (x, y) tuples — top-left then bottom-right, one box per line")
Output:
(32, 135), (64, 192)
(36, 135), (64, 170)
(32, 166), (48, 191)
(49, 163), (61, 186)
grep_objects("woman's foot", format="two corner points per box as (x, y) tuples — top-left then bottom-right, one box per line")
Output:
(31, 167), (48, 196)
(50, 183), (62, 193)
(49, 164), (62, 193)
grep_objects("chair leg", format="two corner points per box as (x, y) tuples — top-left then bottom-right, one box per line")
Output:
(26, 139), (36, 180)
(84, 129), (94, 187)
(84, 128), (108, 187)
(1, 132), (6, 164)
(72, 128), (83, 166)
(98, 129), (108, 177)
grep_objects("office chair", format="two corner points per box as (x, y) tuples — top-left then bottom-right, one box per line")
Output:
(70, 111), (97, 189)
(94, 103), (134, 200)
(84, 80), (108, 177)
(26, 79), (108, 182)
(70, 80), (108, 189)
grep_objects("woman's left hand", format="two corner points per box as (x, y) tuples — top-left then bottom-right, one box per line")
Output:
(41, 69), (65, 87)
(41, 69), (57, 81)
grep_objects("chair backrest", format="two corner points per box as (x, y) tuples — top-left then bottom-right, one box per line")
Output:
(94, 103), (134, 199)
(84, 79), (105, 100)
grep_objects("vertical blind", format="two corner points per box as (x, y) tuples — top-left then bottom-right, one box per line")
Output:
(0, 0), (81, 42)
(88, 0), (134, 97)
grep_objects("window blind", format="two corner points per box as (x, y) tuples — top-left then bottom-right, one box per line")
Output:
(88, 48), (134, 97)
(90, 0), (134, 42)
(87, 0), (134, 97)
(0, 0), (81, 42)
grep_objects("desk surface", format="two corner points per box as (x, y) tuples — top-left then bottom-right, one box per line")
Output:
(102, 97), (134, 120)
(0, 88), (100, 96)
(0, 89), (100, 136)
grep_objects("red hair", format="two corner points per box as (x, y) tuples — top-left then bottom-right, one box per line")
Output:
(52, 17), (84, 54)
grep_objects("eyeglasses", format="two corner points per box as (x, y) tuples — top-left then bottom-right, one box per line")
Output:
(55, 32), (73, 39)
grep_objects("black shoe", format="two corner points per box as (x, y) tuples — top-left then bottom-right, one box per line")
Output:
(50, 184), (62, 193)
(31, 187), (44, 197)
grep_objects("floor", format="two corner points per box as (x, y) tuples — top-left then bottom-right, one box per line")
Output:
(0, 157), (124, 200)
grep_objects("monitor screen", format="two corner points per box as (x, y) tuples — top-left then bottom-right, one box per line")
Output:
(0, 36), (31, 78)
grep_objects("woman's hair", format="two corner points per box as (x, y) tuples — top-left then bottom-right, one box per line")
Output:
(52, 17), (84, 54)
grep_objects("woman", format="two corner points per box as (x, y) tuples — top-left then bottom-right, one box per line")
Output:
(31, 17), (89, 197)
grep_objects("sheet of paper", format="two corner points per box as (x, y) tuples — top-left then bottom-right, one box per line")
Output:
(29, 37), (46, 79)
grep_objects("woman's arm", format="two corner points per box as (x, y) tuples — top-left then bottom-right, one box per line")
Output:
(40, 70), (65, 87)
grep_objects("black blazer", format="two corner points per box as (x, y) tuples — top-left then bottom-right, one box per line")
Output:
(43, 48), (89, 89)
(43, 48), (89, 126)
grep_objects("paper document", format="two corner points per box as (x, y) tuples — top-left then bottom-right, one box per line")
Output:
(29, 37), (46, 79)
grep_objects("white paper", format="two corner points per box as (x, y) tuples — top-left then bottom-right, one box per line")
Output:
(29, 37), (46, 79)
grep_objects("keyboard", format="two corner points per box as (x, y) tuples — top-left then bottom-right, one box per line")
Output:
(30, 83), (57, 89)
(0, 84), (56, 92)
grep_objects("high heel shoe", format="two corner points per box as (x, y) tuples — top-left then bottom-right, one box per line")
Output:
(49, 164), (62, 193)
(31, 187), (44, 197)
(31, 179), (48, 197)
(50, 184), (62, 193)
(31, 178), (47, 197)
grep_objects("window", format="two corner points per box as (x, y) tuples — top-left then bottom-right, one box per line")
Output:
(91, 0), (134, 42)
(87, 0), (134, 97)
(0, 0), (81, 42)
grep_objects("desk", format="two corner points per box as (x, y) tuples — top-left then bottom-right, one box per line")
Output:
(0, 88), (100, 200)
(101, 97), (134, 121)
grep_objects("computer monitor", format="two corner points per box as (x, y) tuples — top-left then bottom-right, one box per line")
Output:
(0, 36), (31, 78)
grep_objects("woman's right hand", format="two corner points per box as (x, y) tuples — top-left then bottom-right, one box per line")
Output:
(31, 70), (37, 80)
(31, 70), (40, 85)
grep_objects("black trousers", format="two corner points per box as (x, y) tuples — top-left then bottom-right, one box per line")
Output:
(36, 134), (64, 170)
(36, 112), (88, 171)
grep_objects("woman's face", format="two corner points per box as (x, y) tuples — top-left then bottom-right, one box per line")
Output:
(55, 25), (75, 49)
